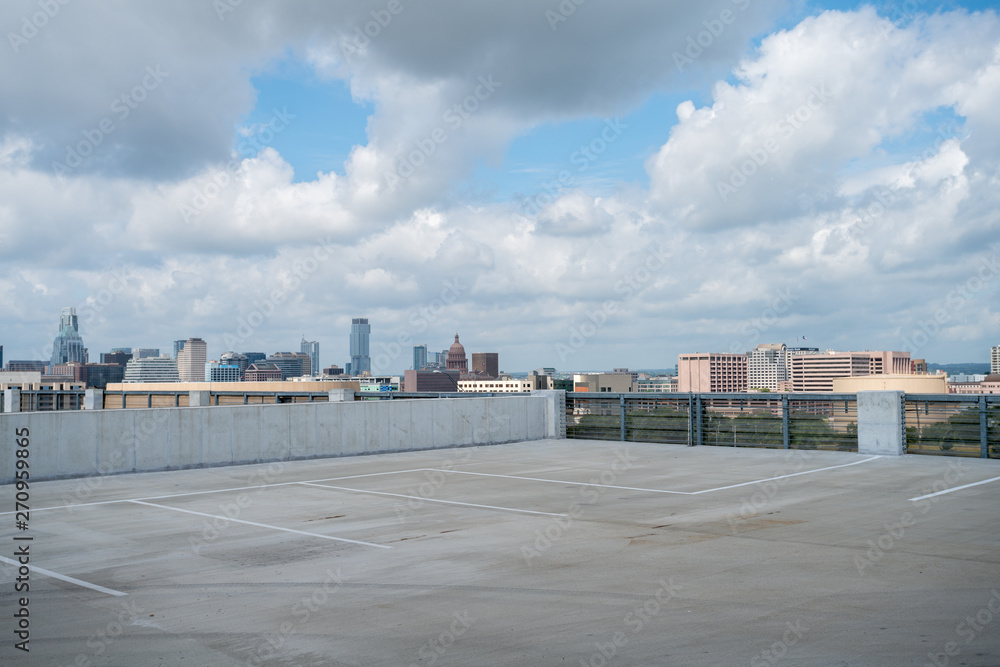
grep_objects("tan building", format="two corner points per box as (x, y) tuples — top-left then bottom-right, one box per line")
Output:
(833, 373), (947, 394)
(103, 380), (360, 408)
(788, 350), (911, 392)
(572, 373), (636, 393)
(677, 353), (747, 393)
(176, 338), (208, 382)
(949, 374), (1000, 395)
(458, 378), (533, 393)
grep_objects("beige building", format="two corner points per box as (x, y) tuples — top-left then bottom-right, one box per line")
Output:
(992, 345), (1000, 375)
(572, 373), (636, 393)
(748, 344), (787, 392)
(788, 350), (911, 392)
(176, 338), (208, 382)
(103, 380), (360, 408)
(458, 378), (534, 393)
(832, 373), (947, 394)
(677, 353), (747, 393)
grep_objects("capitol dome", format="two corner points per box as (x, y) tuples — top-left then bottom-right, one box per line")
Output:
(446, 334), (468, 373)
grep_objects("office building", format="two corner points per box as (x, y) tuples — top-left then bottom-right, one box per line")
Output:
(220, 352), (250, 379)
(205, 362), (242, 383)
(51, 362), (88, 383)
(748, 344), (787, 392)
(413, 345), (428, 371)
(176, 338), (208, 383)
(243, 352), (266, 366)
(84, 363), (125, 388)
(459, 378), (533, 393)
(173, 340), (186, 358)
(573, 373), (637, 393)
(50, 306), (87, 367)
(787, 350), (911, 392)
(110, 347), (132, 355)
(301, 339), (320, 376)
(6, 360), (47, 373)
(123, 356), (180, 383)
(471, 352), (499, 380)
(446, 334), (468, 375)
(101, 351), (133, 367)
(993, 345), (1000, 375)
(245, 362), (283, 382)
(267, 352), (311, 379)
(677, 353), (748, 393)
(403, 369), (460, 392)
(350, 318), (371, 376)
(637, 376), (678, 392)
(133, 348), (160, 360)
(323, 365), (344, 376)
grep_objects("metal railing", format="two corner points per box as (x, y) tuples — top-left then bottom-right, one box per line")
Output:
(904, 394), (1000, 458)
(566, 393), (859, 452)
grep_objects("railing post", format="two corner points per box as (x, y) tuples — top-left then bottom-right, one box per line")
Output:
(695, 395), (703, 447)
(980, 395), (989, 459)
(687, 394), (693, 446)
(782, 394), (790, 450)
(619, 395), (626, 442)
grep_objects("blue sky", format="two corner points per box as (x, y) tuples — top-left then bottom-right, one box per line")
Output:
(0, 0), (998, 372)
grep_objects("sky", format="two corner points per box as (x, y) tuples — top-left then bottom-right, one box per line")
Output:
(1, 0), (998, 374)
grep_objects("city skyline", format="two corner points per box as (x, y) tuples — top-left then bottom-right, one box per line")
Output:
(1, 1), (998, 370)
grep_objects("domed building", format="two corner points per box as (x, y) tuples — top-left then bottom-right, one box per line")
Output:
(446, 334), (468, 375)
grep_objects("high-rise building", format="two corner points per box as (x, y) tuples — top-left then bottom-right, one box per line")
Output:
(471, 352), (498, 379)
(6, 360), (47, 373)
(677, 353), (748, 392)
(101, 351), (133, 367)
(111, 347), (132, 355)
(176, 338), (208, 382)
(50, 306), (87, 367)
(446, 334), (468, 375)
(748, 344), (787, 392)
(84, 363), (125, 388)
(992, 345), (1000, 374)
(301, 338), (320, 376)
(350, 318), (371, 375)
(413, 345), (428, 371)
(787, 350), (911, 392)
(267, 352), (311, 379)
(123, 356), (180, 383)
(173, 340), (187, 358)
(243, 352), (266, 366)
(220, 352), (250, 379)
(403, 369), (460, 392)
(133, 348), (160, 360)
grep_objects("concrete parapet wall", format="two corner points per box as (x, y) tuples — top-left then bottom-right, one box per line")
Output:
(0, 395), (550, 484)
(857, 390), (905, 456)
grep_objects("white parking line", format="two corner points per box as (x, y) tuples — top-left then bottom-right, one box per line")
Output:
(299, 482), (569, 517)
(0, 555), (127, 597)
(909, 475), (1000, 502)
(128, 500), (392, 549)
(690, 457), (881, 494)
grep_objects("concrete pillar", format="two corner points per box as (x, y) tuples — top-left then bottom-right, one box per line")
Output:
(189, 390), (211, 407)
(857, 391), (905, 456)
(328, 389), (353, 402)
(532, 389), (566, 439)
(3, 387), (21, 413)
(84, 388), (104, 410)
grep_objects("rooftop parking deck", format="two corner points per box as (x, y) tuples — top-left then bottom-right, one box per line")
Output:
(2, 439), (999, 666)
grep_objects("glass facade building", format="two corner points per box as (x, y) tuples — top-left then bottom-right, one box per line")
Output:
(350, 318), (371, 375)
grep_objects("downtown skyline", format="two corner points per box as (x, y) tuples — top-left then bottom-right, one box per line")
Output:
(1, 1), (999, 370)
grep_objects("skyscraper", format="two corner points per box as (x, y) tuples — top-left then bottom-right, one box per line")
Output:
(176, 338), (208, 382)
(471, 352), (498, 379)
(992, 345), (999, 375)
(173, 340), (187, 358)
(301, 338), (320, 376)
(350, 318), (371, 375)
(413, 345), (428, 371)
(50, 307), (86, 367)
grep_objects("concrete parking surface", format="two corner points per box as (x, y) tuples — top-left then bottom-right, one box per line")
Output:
(2, 439), (999, 666)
